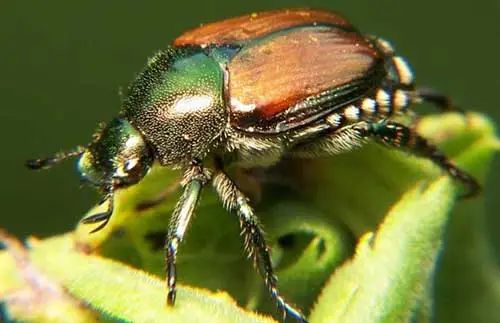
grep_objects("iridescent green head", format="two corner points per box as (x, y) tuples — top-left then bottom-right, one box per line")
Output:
(26, 117), (153, 193)
(26, 117), (152, 232)
(77, 118), (153, 190)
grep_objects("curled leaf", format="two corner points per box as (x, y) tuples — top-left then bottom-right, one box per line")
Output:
(30, 234), (273, 323)
(0, 231), (97, 323)
(1, 113), (497, 322)
(310, 177), (455, 323)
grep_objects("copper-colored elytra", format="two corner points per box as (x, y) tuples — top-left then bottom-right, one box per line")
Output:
(227, 27), (380, 124)
(174, 8), (353, 46)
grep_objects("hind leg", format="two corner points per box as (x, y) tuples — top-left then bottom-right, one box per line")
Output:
(290, 118), (479, 198)
(358, 121), (479, 198)
(372, 36), (463, 114)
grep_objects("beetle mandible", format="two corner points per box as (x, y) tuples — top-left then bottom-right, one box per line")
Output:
(27, 8), (479, 322)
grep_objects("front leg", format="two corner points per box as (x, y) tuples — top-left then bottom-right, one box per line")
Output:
(212, 171), (307, 323)
(166, 164), (210, 305)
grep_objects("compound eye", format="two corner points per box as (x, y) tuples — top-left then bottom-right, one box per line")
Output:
(124, 159), (139, 173)
(112, 158), (142, 188)
(122, 158), (145, 181)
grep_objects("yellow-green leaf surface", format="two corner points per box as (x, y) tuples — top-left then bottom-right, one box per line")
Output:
(309, 177), (455, 323)
(0, 232), (98, 323)
(1, 113), (498, 322)
(31, 235), (273, 323)
(1, 234), (273, 323)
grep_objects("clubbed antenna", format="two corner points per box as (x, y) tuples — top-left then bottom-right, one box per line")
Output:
(25, 146), (85, 170)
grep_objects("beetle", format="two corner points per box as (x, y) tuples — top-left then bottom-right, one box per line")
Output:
(26, 8), (479, 322)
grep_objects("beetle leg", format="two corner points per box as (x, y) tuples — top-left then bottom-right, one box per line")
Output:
(359, 121), (480, 198)
(165, 165), (209, 306)
(371, 36), (461, 114)
(212, 171), (308, 323)
(81, 192), (114, 233)
(413, 87), (463, 113)
(81, 209), (112, 233)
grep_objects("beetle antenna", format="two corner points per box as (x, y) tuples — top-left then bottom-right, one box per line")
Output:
(25, 146), (85, 170)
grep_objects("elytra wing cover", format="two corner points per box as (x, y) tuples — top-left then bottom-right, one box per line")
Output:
(226, 26), (383, 133)
(174, 8), (353, 46)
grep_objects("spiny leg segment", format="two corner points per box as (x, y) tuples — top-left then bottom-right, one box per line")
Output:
(413, 87), (461, 112)
(357, 121), (480, 198)
(165, 165), (208, 305)
(212, 171), (308, 323)
(81, 189), (115, 233)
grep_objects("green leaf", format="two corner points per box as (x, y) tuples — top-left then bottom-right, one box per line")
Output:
(1, 113), (498, 322)
(71, 159), (353, 316)
(0, 233), (274, 323)
(0, 231), (99, 323)
(308, 113), (500, 323)
(309, 177), (455, 323)
(72, 113), (499, 321)
(418, 113), (500, 323)
(31, 234), (274, 322)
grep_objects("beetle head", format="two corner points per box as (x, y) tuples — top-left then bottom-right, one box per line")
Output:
(27, 117), (153, 194)
(78, 117), (153, 189)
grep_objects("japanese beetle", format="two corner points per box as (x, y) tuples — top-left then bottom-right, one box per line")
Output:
(26, 8), (479, 322)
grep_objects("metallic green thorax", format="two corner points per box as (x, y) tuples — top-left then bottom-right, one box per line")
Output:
(78, 118), (152, 188)
(123, 46), (227, 165)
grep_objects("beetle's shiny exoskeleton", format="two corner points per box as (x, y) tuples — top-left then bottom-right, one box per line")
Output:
(27, 9), (479, 322)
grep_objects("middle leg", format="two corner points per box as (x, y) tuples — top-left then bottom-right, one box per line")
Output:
(212, 170), (307, 323)
(165, 164), (210, 305)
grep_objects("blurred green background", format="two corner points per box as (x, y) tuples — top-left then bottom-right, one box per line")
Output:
(0, 0), (498, 257)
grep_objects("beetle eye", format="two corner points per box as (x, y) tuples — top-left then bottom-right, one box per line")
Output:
(124, 159), (139, 172)
(112, 159), (143, 188)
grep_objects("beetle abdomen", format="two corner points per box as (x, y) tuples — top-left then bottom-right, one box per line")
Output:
(226, 25), (383, 133)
